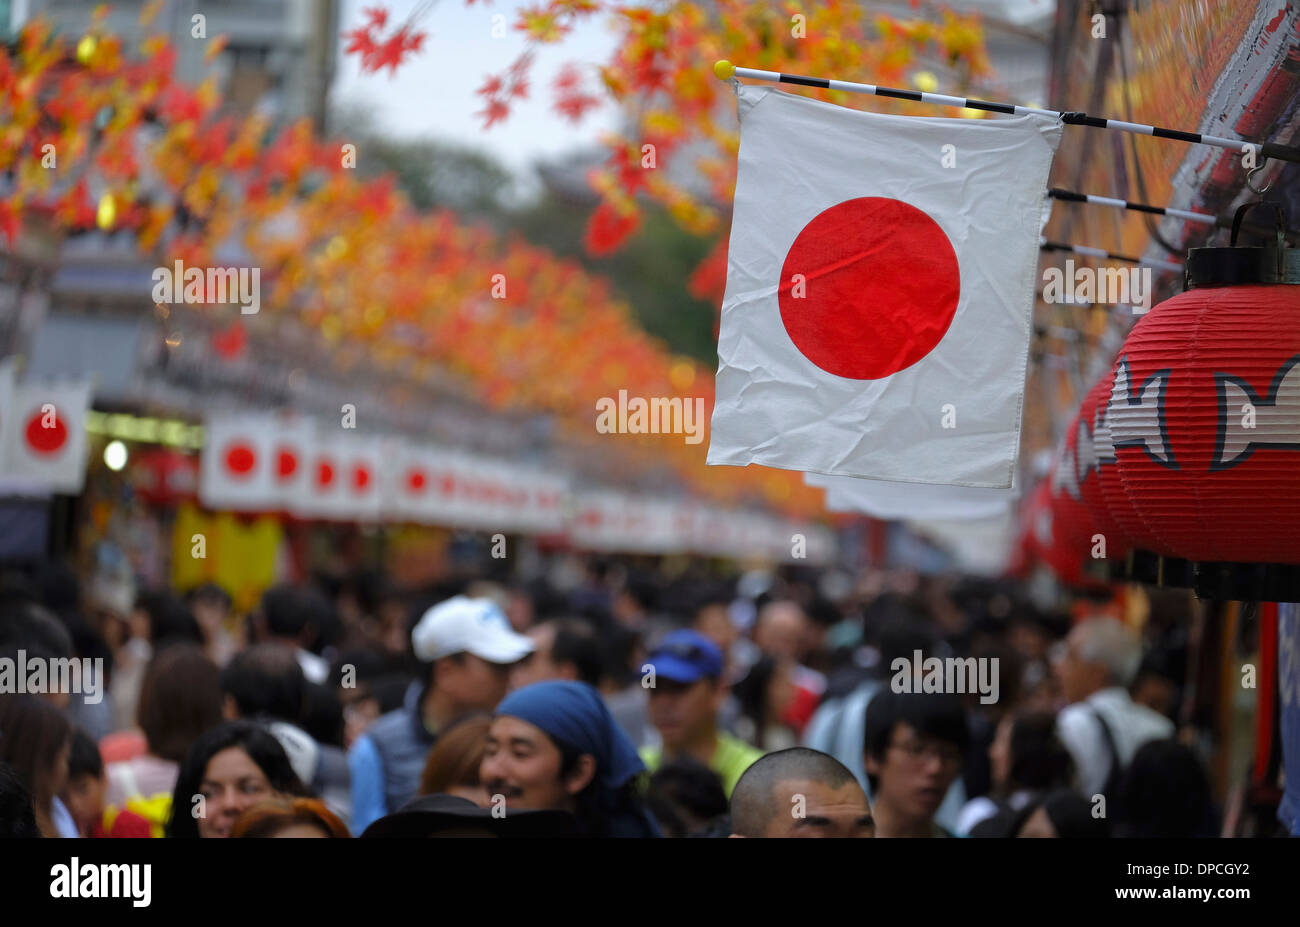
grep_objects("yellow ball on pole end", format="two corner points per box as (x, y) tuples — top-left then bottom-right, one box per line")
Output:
(713, 60), (735, 80)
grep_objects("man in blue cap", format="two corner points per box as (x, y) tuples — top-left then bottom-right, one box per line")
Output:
(483, 680), (660, 837)
(640, 629), (764, 796)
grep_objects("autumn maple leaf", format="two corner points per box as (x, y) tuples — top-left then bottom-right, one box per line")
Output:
(554, 93), (600, 122)
(553, 63), (582, 92)
(584, 200), (639, 256)
(478, 98), (510, 128)
(476, 74), (504, 97)
(362, 5), (389, 29)
(373, 33), (409, 76)
(343, 26), (377, 59)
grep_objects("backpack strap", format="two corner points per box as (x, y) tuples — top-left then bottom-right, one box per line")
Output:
(1088, 705), (1123, 797)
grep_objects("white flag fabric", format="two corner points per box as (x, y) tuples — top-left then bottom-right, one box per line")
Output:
(2, 380), (92, 493)
(806, 471), (1017, 521)
(708, 85), (1061, 488)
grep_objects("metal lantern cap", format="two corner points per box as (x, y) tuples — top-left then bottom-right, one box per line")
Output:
(1186, 202), (1300, 287)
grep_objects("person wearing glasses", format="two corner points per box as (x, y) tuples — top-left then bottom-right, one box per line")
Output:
(862, 690), (969, 837)
(639, 629), (764, 797)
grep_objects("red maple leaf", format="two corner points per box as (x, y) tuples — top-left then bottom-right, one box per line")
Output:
(343, 26), (377, 58)
(508, 78), (529, 100)
(370, 29), (423, 75)
(554, 63), (582, 92)
(554, 91), (600, 123)
(478, 98), (511, 128)
(584, 200), (640, 256)
(362, 5), (389, 29)
(477, 74), (504, 97)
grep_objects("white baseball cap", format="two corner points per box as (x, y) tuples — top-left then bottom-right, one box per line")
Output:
(411, 595), (535, 664)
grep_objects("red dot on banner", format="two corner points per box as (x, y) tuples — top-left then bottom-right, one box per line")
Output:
(778, 197), (960, 380)
(224, 441), (256, 476)
(276, 449), (298, 480)
(25, 412), (68, 455)
(440, 475), (455, 495)
(353, 465), (371, 491)
(317, 460), (335, 487)
(407, 470), (426, 492)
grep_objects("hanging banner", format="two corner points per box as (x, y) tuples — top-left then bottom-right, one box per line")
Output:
(708, 84), (1060, 488)
(2, 380), (93, 493)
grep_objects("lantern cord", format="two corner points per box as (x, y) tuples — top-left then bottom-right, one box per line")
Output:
(713, 62), (1300, 165)
(1039, 239), (1183, 272)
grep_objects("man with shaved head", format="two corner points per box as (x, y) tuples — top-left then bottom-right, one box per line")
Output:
(730, 747), (873, 838)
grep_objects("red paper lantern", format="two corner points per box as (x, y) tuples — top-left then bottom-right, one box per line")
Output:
(1047, 378), (1118, 568)
(1108, 217), (1300, 565)
(1076, 374), (1130, 562)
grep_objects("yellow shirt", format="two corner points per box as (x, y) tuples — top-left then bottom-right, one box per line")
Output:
(640, 734), (764, 796)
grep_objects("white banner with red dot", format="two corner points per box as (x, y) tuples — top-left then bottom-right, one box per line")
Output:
(0, 372), (92, 495)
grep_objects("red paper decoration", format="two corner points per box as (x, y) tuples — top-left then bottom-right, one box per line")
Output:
(1108, 284), (1300, 564)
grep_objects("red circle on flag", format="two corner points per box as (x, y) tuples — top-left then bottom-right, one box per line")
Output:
(276, 449), (298, 480)
(407, 469), (426, 492)
(778, 197), (960, 380)
(225, 442), (256, 476)
(353, 465), (371, 492)
(317, 460), (335, 487)
(26, 412), (67, 455)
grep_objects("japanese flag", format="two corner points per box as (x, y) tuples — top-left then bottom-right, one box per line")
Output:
(200, 414), (279, 510)
(3, 380), (92, 493)
(708, 85), (1060, 488)
(293, 433), (354, 520)
(384, 439), (439, 524)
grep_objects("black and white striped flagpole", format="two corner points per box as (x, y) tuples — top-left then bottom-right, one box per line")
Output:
(714, 61), (1300, 165)
(1048, 187), (1300, 244)
(1039, 238), (1183, 272)
(1046, 188), (1215, 226)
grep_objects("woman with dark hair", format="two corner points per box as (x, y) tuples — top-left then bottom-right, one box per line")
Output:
(959, 710), (1073, 835)
(104, 643), (224, 836)
(731, 655), (797, 752)
(167, 721), (308, 838)
(481, 680), (660, 837)
(231, 797), (350, 838)
(0, 695), (72, 837)
(419, 713), (491, 804)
